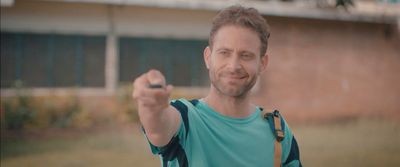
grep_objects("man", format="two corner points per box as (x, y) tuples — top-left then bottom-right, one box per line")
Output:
(133, 5), (302, 167)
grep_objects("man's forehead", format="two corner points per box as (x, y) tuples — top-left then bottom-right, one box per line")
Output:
(212, 28), (260, 53)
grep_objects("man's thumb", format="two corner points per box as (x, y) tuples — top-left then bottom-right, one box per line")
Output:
(147, 69), (166, 86)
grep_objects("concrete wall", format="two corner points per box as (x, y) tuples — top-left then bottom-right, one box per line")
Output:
(0, 1), (109, 35)
(0, 0), (214, 38)
(114, 5), (214, 39)
(253, 16), (400, 122)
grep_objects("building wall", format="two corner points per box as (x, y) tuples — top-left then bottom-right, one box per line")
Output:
(0, 1), (109, 35)
(1, 1), (399, 121)
(0, 1), (214, 38)
(1, 1), (214, 93)
(253, 16), (400, 122)
(113, 5), (214, 39)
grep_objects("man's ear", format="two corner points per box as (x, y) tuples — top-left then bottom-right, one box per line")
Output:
(204, 46), (211, 69)
(260, 53), (268, 72)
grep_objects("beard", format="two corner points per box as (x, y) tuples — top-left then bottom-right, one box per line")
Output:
(209, 68), (258, 98)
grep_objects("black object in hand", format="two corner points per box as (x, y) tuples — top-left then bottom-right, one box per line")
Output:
(148, 84), (163, 89)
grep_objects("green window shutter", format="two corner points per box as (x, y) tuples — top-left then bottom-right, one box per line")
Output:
(0, 32), (106, 88)
(119, 37), (208, 86)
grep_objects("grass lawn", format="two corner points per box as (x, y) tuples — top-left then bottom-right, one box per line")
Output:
(295, 119), (400, 167)
(1, 119), (400, 167)
(1, 125), (159, 167)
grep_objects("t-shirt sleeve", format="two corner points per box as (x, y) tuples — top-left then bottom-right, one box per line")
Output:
(144, 120), (186, 155)
(142, 99), (189, 155)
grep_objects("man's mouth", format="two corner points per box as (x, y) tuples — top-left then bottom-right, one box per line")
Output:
(223, 74), (247, 81)
(219, 71), (248, 81)
(227, 75), (245, 79)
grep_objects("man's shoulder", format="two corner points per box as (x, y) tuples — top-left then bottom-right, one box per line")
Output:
(170, 98), (201, 111)
(169, 98), (203, 124)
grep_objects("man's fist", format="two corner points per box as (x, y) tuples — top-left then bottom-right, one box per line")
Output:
(132, 70), (180, 147)
(132, 69), (173, 113)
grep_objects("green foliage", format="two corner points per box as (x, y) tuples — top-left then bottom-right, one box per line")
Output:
(1, 82), (205, 131)
(2, 81), (35, 130)
(2, 95), (35, 130)
(1, 85), (83, 130)
(116, 83), (139, 122)
(43, 95), (81, 128)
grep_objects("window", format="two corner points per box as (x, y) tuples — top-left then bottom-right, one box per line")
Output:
(119, 37), (209, 86)
(0, 32), (106, 88)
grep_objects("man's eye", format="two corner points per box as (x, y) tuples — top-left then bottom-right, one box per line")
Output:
(219, 51), (229, 56)
(242, 54), (253, 59)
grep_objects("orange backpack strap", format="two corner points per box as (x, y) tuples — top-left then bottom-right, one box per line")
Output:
(262, 109), (284, 167)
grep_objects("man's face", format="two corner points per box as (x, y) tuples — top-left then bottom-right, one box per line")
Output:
(204, 25), (268, 97)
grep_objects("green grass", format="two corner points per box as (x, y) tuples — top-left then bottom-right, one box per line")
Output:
(295, 119), (400, 167)
(1, 119), (400, 167)
(1, 126), (159, 167)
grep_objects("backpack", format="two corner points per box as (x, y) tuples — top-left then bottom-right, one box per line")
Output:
(261, 109), (284, 167)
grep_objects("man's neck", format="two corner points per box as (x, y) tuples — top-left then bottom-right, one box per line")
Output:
(203, 87), (255, 118)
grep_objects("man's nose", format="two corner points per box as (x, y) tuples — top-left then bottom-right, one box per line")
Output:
(226, 56), (242, 71)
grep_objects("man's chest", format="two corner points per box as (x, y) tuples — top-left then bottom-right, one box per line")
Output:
(184, 117), (275, 166)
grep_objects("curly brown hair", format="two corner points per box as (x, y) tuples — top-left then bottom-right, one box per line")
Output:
(209, 5), (271, 56)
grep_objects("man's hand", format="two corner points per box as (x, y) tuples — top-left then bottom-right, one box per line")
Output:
(132, 69), (179, 147)
(132, 69), (173, 113)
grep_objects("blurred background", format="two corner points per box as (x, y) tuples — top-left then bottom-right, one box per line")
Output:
(1, 0), (399, 166)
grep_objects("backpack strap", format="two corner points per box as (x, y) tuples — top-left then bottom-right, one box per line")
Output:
(262, 109), (284, 167)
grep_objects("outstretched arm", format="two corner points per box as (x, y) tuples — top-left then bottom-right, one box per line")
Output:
(132, 69), (181, 147)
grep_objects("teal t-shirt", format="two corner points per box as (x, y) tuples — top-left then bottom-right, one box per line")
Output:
(144, 99), (301, 167)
